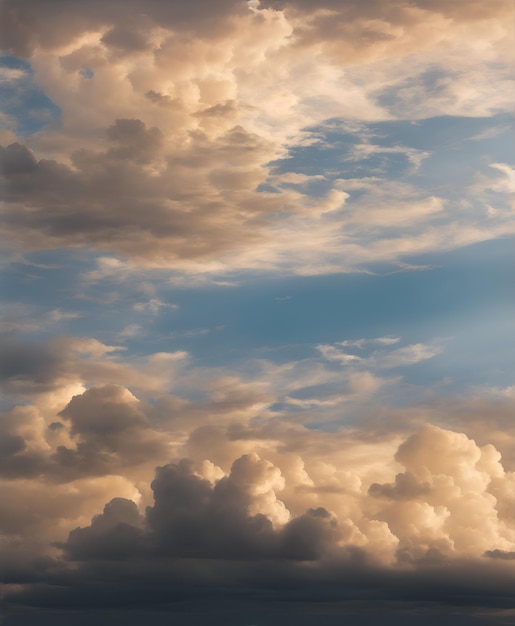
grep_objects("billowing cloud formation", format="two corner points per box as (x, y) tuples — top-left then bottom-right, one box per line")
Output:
(61, 422), (515, 565)
(0, 325), (515, 623)
(2, 330), (515, 622)
(4, 399), (515, 622)
(1, 0), (513, 276)
(0, 0), (246, 57)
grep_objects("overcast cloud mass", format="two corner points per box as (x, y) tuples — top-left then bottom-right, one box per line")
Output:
(0, 1), (514, 624)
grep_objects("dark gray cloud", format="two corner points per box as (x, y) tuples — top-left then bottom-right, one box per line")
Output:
(0, 0), (246, 57)
(484, 549), (515, 561)
(0, 382), (168, 480)
(0, 332), (66, 392)
(0, 142), (38, 174)
(3, 451), (515, 623)
(54, 385), (169, 475)
(3, 415), (515, 624)
(0, 119), (276, 264)
(62, 455), (337, 562)
(104, 118), (163, 162)
(64, 497), (145, 560)
(60, 385), (147, 442)
(0, 431), (44, 480)
(368, 471), (431, 500)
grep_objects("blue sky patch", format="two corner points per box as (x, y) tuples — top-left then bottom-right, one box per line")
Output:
(0, 56), (61, 136)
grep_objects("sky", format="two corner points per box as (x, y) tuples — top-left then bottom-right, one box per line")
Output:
(0, 1), (514, 624)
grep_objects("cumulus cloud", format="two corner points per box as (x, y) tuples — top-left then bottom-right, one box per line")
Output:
(0, 0), (246, 57)
(54, 421), (515, 567)
(1, 322), (515, 622)
(57, 384), (168, 464)
(0, 0), (513, 277)
(3, 419), (515, 622)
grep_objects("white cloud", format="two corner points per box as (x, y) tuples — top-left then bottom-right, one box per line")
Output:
(115, 323), (143, 340)
(488, 163), (515, 194)
(318, 338), (442, 370)
(133, 298), (178, 314)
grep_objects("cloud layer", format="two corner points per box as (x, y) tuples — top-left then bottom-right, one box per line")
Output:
(1, 1), (514, 623)
(2, 330), (515, 622)
(1, 0), (513, 276)
(4, 401), (515, 623)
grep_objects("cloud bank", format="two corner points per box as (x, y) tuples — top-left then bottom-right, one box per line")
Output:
(2, 331), (515, 622)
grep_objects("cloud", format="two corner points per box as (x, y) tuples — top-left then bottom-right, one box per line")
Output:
(3, 421), (515, 622)
(115, 323), (143, 340)
(3, 130), (512, 278)
(57, 421), (515, 567)
(258, 1), (513, 66)
(0, 0), (247, 57)
(0, 328), (270, 428)
(0, 384), (171, 484)
(485, 549), (515, 560)
(0, 332), (67, 392)
(0, 56), (61, 136)
(1, 323), (515, 621)
(0, 0), (513, 279)
(0, 2), (514, 623)
(317, 339), (442, 370)
(39, 426), (513, 565)
(487, 164), (515, 194)
(133, 298), (178, 314)
(0, 126), (284, 267)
